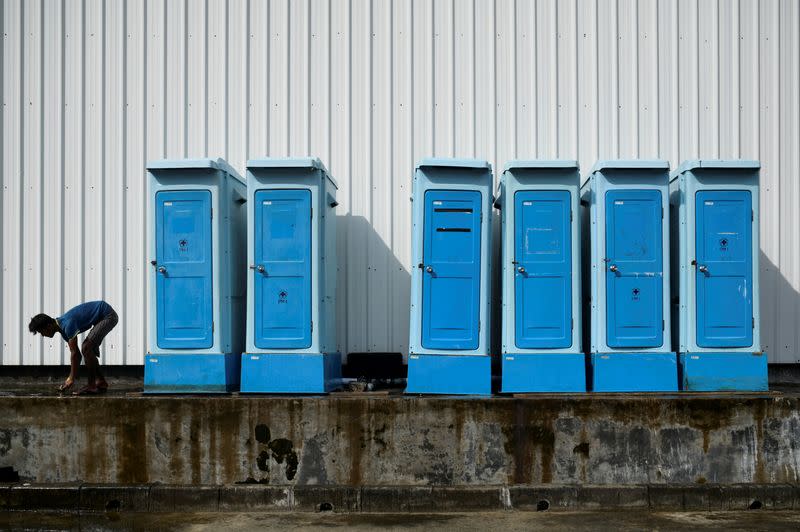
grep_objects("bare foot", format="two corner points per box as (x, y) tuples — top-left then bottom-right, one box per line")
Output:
(97, 379), (109, 393)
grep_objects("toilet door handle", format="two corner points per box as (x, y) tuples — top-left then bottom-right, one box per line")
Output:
(157, 266), (167, 274)
(250, 264), (266, 274)
(517, 266), (526, 274)
(609, 264), (618, 272)
(698, 265), (708, 274)
(425, 266), (434, 273)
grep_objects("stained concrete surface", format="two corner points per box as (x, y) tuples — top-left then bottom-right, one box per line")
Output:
(2, 391), (800, 486)
(2, 511), (800, 531)
(2, 374), (800, 487)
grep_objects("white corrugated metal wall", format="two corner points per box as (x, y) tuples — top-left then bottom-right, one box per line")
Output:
(1, 0), (799, 365)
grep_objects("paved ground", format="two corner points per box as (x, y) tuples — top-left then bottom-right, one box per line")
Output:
(2, 511), (800, 531)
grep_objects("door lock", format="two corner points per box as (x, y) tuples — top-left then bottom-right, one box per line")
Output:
(698, 265), (708, 273)
(608, 264), (618, 272)
(250, 264), (266, 274)
(425, 266), (433, 273)
(157, 266), (167, 274)
(517, 266), (525, 274)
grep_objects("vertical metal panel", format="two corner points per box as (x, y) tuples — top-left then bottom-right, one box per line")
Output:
(2, 0), (800, 365)
(124, 0), (146, 365)
(22, 0), (43, 365)
(370, 0), (392, 351)
(103, 0), (124, 364)
(760, 0), (780, 359)
(41, 0), (64, 364)
(391, 0), (412, 353)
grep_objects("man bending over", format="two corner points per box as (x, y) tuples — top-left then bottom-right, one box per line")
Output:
(28, 300), (118, 395)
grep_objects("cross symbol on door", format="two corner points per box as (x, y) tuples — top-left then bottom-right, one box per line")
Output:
(633, 288), (640, 296)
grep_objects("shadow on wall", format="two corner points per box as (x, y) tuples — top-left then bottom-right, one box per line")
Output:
(336, 214), (410, 363)
(490, 207), (503, 363)
(337, 208), (506, 370)
(760, 251), (800, 364)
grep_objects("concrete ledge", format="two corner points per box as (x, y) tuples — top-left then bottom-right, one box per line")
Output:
(79, 484), (150, 513)
(508, 485), (579, 510)
(360, 486), (435, 512)
(0, 484), (12, 510)
(576, 485), (649, 509)
(7, 484), (80, 511)
(293, 485), (361, 512)
(5, 483), (793, 513)
(218, 485), (292, 512)
(149, 484), (220, 512)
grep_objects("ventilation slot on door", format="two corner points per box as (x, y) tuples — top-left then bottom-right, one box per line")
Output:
(436, 228), (471, 232)
(434, 208), (473, 213)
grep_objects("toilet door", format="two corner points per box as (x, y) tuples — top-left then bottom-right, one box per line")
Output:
(254, 189), (312, 349)
(155, 190), (213, 349)
(605, 189), (663, 348)
(514, 190), (572, 349)
(421, 190), (482, 350)
(695, 190), (753, 348)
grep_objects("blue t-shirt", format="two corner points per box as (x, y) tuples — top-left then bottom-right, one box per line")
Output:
(57, 301), (113, 341)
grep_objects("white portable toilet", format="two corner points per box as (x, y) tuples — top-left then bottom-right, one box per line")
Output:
(240, 158), (340, 393)
(497, 160), (584, 392)
(670, 160), (766, 391)
(145, 159), (246, 393)
(581, 160), (677, 392)
(406, 159), (494, 395)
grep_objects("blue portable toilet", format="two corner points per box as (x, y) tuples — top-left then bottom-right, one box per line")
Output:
(670, 160), (766, 391)
(239, 158), (340, 393)
(581, 160), (677, 392)
(406, 158), (494, 395)
(496, 160), (584, 392)
(145, 159), (246, 393)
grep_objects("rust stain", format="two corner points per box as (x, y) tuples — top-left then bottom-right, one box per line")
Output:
(609, 398), (664, 426)
(453, 401), (465, 454)
(287, 399), (298, 444)
(117, 420), (147, 484)
(753, 400), (767, 483)
(681, 399), (735, 454)
(189, 411), (201, 484)
(503, 401), (556, 484)
(216, 401), (240, 484)
(207, 405), (217, 484)
(168, 408), (184, 484)
(82, 399), (110, 482)
(338, 399), (365, 485)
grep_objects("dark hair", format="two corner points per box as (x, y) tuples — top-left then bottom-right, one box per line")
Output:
(29, 314), (55, 335)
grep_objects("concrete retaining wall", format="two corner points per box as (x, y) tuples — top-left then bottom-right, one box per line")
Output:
(0, 395), (798, 485)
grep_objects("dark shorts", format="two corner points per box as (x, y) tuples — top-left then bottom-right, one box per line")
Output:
(84, 309), (119, 353)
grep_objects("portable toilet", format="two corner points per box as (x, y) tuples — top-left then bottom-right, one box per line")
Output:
(145, 159), (246, 393)
(581, 160), (677, 392)
(496, 161), (584, 392)
(406, 158), (494, 395)
(239, 158), (340, 393)
(669, 160), (766, 391)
